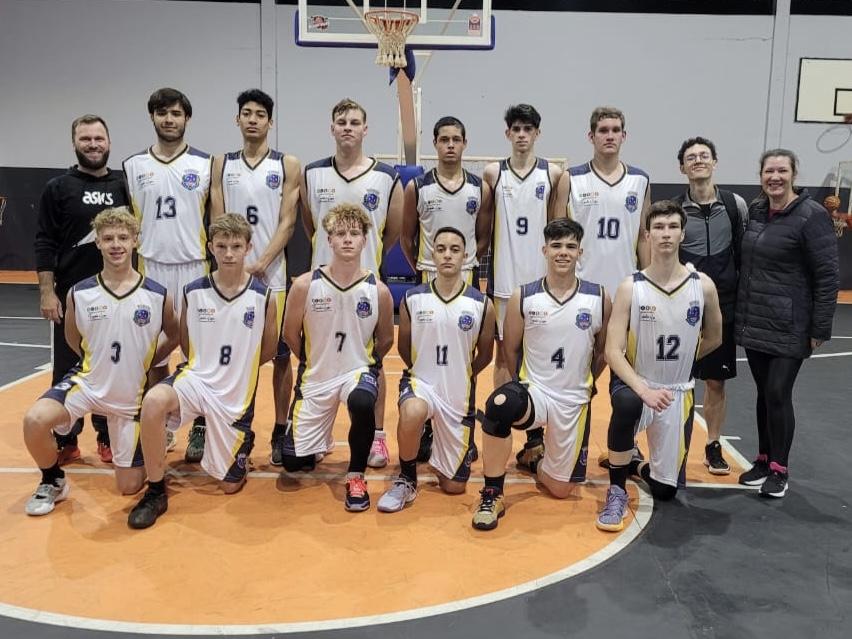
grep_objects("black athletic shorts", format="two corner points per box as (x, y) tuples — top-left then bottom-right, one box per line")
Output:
(693, 322), (737, 381)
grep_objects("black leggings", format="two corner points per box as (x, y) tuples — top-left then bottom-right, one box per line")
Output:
(744, 349), (804, 468)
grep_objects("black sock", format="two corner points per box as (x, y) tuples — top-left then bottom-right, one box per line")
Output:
(147, 479), (166, 495)
(400, 457), (418, 486)
(628, 459), (642, 476)
(484, 474), (505, 494)
(526, 427), (544, 444)
(271, 422), (286, 438)
(41, 463), (64, 486)
(609, 464), (628, 490)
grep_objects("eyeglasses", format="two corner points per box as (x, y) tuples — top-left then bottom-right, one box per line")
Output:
(684, 153), (713, 164)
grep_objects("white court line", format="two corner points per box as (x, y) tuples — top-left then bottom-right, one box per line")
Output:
(0, 367), (49, 393)
(0, 316), (45, 320)
(0, 472), (653, 635)
(0, 341), (50, 349)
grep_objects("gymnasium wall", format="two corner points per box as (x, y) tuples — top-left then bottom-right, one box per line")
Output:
(1, 0), (850, 285)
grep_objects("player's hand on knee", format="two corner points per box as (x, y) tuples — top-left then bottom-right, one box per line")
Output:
(640, 387), (673, 412)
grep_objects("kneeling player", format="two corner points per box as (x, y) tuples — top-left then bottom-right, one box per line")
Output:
(596, 200), (722, 532)
(474, 218), (610, 530)
(128, 214), (279, 529)
(280, 204), (394, 511)
(23, 208), (179, 515)
(377, 227), (494, 512)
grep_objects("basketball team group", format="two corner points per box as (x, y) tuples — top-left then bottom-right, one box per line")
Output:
(24, 87), (839, 532)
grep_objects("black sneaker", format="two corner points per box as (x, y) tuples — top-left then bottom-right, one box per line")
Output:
(417, 422), (433, 463)
(759, 470), (788, 498)
(269, 423), (287, 466)
(468, 439), (479, 463)
(738, 458), (770, 486)
(704, 441), (731, 475)
(128, 489), (168, 529)
(184, 424), (206, 463)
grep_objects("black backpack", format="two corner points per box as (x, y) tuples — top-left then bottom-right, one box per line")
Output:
(674, 189), (743, 271)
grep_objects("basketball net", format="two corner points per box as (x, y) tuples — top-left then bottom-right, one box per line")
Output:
(364, 9), (419, 68)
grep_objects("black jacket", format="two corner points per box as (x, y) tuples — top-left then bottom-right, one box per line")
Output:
(735, 189), (839, 358)
(34, 166), (129, 296)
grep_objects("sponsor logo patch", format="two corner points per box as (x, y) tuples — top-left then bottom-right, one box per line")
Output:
(198, 307), (216, 322)
(310, 296), (333, 313)
(640, 304), (656, 322)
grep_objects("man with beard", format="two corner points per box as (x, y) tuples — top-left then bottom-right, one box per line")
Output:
(35, 114), (130, 465)
(123, 88), (212, 462)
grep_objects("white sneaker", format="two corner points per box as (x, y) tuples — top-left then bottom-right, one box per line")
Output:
(25, 479), (70, 516)
(367, 431), (389, 468)
(377, 477), (417, 512)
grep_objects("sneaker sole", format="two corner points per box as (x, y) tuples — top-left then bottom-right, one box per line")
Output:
(739, 476), (768, 487)
(377, 492), (417, 513)
(366, 459), (388, 469)
(759, 485), (788, 498)
(595, 518), (625, 532)
(345, 501), (371, 512)
(704, 460), (731, 476)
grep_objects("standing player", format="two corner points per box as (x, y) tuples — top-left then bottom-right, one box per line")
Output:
(210, 88), (301, 466)
(280, 204), (394, 512)
(378, 227), (494, 512)
(123, 87), (212, 462)
(127, 214), (279, 529)
(301, 98), (403, 468)
(484, 104), (567, 468)
(568, 106), (651, 297)
(400, 116), (493, 461)
(674, 137), (748, 475)
(24, 208), (178, 515)
(400, 116), (493, 283)
(34, 114), (130, 464)
(472, 218), (610, 530)
(596, 201), (722, 532)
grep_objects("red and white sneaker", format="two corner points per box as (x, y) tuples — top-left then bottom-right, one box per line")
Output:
(345, 475), (370, 512)
(97, 441), (113, 464)
(367, 431), (389, 468)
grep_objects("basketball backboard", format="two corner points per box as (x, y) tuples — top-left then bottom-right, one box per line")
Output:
(295, 0), (494, 50)
(795, 57), (852, 123)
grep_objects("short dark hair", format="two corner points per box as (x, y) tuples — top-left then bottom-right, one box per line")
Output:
(147, 88), (193, 118)
(504, 104), (541, 129)
(237, 88), (274, 118)
(71, 114), (109, 140)
(759, 148), (798, 177)
(589, 106), (625, 133)
(646, 200), (686, 231)
(677, 136), (717, 165)
(544, 218), (584, 244)
(433, 226), (466, 247)
(433, 116), (466, 141)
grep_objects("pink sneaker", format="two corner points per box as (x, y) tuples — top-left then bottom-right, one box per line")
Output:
(367, 431), (389, 468)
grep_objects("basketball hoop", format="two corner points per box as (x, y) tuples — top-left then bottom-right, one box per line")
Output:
(824, 194), (850, 238)
(364, 9), (419, 68)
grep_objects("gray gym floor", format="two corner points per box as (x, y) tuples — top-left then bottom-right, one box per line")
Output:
(1, 283), (850, 639)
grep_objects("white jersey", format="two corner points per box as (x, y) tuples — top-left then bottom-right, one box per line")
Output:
(124, 146), (212, 264)
(304, 157), (398, 273)
(489, 158), (552, 298)
(221, 149), (287, 290)
(70, 274), (166, 414)
(627, 271), (704, 387)
(569, 162), (649, 297)
(180, 275), (269, 419)
(519, 278), (604, 404)
(403, 281), (486, 411)
(297, 269), (380, 387)
(414, 169), (482, 273)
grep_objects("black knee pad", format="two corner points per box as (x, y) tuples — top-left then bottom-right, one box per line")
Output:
(281, 452), (316, 473)
(607, 386), (643, 452)
(481, 381), (532, 438)
(347, 388), (376, 417)
(640, 465), (678, 501)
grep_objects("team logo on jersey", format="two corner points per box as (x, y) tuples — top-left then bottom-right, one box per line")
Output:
(243, 308), (255, 328)
(639, 304), (656, 322)
(575, 308), (593, 330)
(625, 192), (639, 213)
(458, 311), (475, 332)
(362, 190), (380, 212)
(466, 197), (479, 215)
(686, 301), (701, 326)
(535, 182), (547, 201)
(356, 297), (372, 318)
(266, 171), (281, 190)
(181, 170), (200, 191)
(133, 305), (151, 327)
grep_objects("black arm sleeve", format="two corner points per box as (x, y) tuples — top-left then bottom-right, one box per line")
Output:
(802, 207), (840, 341)
(34, 182), (59, 273)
